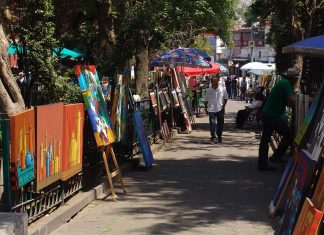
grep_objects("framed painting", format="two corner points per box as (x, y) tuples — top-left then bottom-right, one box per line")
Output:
(10, 109), (35, 189)
(75, 65), (116, 147)
(61, 103), (84, 181)
(36, 103), (64, 191)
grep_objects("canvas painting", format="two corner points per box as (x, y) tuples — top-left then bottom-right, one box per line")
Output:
(36, 103), (64, 191)
(61, 103), (84, 181)
(171, 90), (180, 107)
(10, 109), (35, 189)
(75, 65), (116, 147)
(279, 150), (316, 234)
(294, 82), (323, 147)
(111, 75), (128, 143)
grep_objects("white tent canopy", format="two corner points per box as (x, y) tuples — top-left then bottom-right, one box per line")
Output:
(240, 62), (274, 71)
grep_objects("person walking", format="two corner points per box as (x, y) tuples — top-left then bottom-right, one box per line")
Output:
(258, 68), (299, 171)
(205, 76), (228, 144)
(231, 76), (238, 98)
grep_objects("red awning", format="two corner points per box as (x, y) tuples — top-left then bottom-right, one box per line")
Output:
(177, 61), (220, 76)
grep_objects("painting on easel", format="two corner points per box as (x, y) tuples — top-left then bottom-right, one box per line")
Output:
(75, 65), (116, 147)
(61, 103), (85, 181)
(36, 103), (64, 191)
(10, 109), (35, 189)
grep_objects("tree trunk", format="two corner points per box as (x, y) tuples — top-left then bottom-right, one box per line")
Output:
(0, 2), (25, 117)
(98, 0), (116, 61)
(135, 44), (149, 99)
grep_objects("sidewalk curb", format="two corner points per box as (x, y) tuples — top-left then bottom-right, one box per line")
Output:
(28, 134), (172, 235)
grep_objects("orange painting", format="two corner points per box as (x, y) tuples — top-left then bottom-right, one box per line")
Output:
(36, 103), (64, 191)
(10, 108), (35, 189)
(61, 103), (84, 181)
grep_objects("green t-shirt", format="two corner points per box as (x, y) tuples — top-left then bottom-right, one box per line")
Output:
(263, 79), (293, 117)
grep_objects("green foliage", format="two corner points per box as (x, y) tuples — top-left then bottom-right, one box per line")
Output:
(39, 71), (83, 104)
(244, 0), (270, 26)
(20, 0), (57, 83)
(191, 36), (213, 56)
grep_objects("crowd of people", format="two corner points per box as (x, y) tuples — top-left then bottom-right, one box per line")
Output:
(202, 68), (303, 172)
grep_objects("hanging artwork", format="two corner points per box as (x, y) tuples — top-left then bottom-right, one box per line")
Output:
(10, 109), (35, 189)
(36, 103), (64, 191)
(294, 82), (324, 147)
(111, 75), (128, 143)
(101, 76), (111, 101)
(159, 91), (167, 111)
(61, 103), (84, 181)
(163, 89), (171, 105)
(171, 90), (180, 107)
(75, 65), (116, 147)
(150, 92), (158, 116)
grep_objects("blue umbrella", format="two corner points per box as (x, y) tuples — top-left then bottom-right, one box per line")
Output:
(282, 35), (324, 57)
(150, 47), (211, 68)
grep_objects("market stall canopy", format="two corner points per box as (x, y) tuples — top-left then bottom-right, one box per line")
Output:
(216, 63), (228, 72)
(8, 44), (85, 58)
(240, 62), (274, 71)
(150, 47), (211, 68)
(282, 35), (324, 57)
(53, 47), (86, 58)
(177, 61), (220, 76)
(8, 44), (26, 54)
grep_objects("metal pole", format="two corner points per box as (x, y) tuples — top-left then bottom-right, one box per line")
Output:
(250, 26), (253, 62)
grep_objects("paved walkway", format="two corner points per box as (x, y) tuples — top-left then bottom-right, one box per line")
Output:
(50, 99), (284, 235)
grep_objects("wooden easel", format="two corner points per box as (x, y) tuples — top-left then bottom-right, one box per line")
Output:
(101, 145), (126, 201)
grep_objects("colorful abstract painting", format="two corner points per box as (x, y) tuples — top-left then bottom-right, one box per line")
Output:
(111, 75), (128, 143)
(61, 103), (84, 181)
(279, 150), (316, 234)
(10, 109), (35, 189)
(75, 65), (116, 147)
(294, 82), (324, 147)
(36, 103), (64, 191)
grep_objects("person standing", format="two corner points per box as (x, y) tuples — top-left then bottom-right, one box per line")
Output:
(205, 76), (228, 143)
(225, 76), (232, 99)
(258, 68), (299, 171)
(231, 76), (238, 98)
(240, 76), (247, 100)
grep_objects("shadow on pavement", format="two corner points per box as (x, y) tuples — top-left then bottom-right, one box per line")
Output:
(104, 154), (283, 234)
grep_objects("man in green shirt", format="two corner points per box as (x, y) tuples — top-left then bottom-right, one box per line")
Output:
(258, 68), (298, 171)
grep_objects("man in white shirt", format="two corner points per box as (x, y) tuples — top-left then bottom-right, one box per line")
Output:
(205, 76), (228, 143)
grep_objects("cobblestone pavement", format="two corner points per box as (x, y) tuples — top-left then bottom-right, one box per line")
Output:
(50, 99), (284, 235)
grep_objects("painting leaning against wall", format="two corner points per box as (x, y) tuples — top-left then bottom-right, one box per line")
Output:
(36, 103), (64, 191)
(10, 109), (35, 189)
(74, 65), (116, 147)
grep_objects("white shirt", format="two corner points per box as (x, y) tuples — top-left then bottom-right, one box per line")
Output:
(205, 86), (228, 113)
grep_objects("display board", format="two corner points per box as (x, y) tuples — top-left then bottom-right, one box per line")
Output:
(75, 65), (116, 147)
(36, 103), (64, 191)
(10, 109), (35, 189)
(61, 103), (84, 181)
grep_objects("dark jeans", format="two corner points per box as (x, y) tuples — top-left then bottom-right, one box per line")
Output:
(209, 110), (224, 139)
(232, 88), (237, 98)
(226, 87), (232, 98)
(258, 114), (292, 168)
(240, 88), (246, 100)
